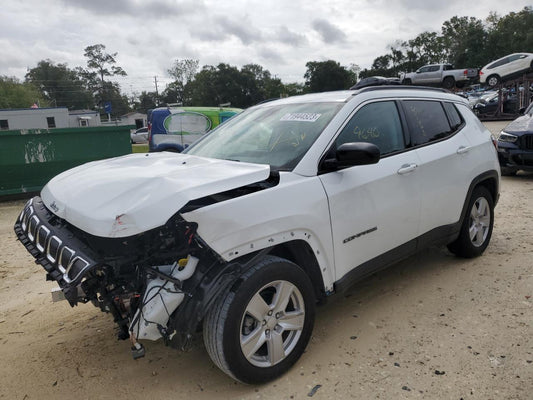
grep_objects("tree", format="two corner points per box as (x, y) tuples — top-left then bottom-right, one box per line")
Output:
(241, 64), (284, 103)
(441, 16), (487, 68)
(101, 81), (130, 117)
(185, 63), (286, 108)
(282, 82), (305, 97)
(84, 44), (127, 86)
(166, 59), (199, 105)
(136, 91), (158, 114)
(25, 60), (93, 110)
(0, 76), (46, 108)
(485, 7), (533, 61)
(304, 60), (356, 92)
(83, 44), (127, 115)
(348, 63), (361, 82)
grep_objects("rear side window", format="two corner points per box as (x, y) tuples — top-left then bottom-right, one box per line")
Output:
(488, 58), (509, 69)
(443, 102), (463, 131)
(403, 101), (452, 146)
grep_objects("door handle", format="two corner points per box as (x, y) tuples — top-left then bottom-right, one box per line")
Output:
(456, 146), (471, 154)
(397, 163), (418, 175)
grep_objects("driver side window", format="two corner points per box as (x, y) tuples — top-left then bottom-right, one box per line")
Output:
(336, 101), (405, 156)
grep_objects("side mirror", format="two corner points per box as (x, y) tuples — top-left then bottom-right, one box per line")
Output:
(323, 142), (380, 170)
(518, 107), (526, 115)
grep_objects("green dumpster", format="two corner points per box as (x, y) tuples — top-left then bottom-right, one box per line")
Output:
(0, 126), (133, 196)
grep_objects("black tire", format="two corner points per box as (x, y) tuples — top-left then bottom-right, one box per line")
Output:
(203, 255), (316, 383)
(443, 76), (455, 89)
(448, 186), (494, 258)
(403, 78), (412, 85)
(487, 75), (500, 87)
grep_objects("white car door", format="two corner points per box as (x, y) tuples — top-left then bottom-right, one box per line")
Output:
(502, 54), (528, 77)
(319, 101), (421, 281)
(402, 100), (473, 234)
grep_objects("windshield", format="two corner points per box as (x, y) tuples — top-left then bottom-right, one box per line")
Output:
(183, 102), (343, 170)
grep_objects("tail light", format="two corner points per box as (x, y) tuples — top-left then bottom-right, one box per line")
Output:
(491, 135), (498, 150)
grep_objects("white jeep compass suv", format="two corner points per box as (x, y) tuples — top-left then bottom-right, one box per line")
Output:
(15, 86), (500, 383)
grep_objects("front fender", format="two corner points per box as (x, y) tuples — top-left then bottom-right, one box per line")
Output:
(181, 173), (336, 292)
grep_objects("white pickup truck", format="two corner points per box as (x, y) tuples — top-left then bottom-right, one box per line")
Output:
(400, 63), (478, 89)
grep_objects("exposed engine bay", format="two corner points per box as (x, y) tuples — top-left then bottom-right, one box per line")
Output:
(14, 196), (241, 357)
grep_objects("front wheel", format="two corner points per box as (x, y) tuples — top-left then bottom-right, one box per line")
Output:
(203, 256), (316, 383)
(448, 186), (494, 258)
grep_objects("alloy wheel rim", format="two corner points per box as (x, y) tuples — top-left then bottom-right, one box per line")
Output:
(469, 197), (490, 247)
(239, 280), (305, 368)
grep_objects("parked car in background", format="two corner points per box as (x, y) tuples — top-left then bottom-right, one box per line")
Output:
(467, 90), (498, 108)
(14, 86), (500, 384)
(479, 53), (533, 87)
(130, 127), (149, 144)
(148, 106), (242, 152)
(350, 76), (400, 89)
(473, 91), (519, 116)
(496, 102), (533, 175)
(399, 63), (478, 89)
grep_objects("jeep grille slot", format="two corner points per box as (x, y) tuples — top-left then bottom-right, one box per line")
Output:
(14, 198), (97, 287)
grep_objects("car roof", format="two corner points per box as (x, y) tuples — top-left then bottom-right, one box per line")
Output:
(484, 52), (533, 66)
(254, 86), (461, 109)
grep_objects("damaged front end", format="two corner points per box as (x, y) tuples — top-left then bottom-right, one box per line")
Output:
(14, 196), (238, 356)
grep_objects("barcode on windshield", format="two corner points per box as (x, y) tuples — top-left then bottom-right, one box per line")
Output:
(280, 113), (321, 122)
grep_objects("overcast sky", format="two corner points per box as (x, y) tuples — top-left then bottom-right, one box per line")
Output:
(1, 0), (531, 95)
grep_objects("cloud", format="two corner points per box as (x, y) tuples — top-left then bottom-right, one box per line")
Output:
(395, 0), (460, 11)
(275, 26), (308, 46)
(215, 16), (262, 45)
(311, 19), (347, 43)
(190, 26), (229, 42)
(58, 0), (205, 18)
(257, 47), (286, 64)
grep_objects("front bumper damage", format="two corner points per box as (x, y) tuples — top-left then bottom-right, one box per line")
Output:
(13, 196), (248, 356)
(14, 197), (98, 305)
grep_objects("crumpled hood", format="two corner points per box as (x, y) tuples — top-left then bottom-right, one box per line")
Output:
(503, 114), (533, 135)
(41, 152), (270, 237)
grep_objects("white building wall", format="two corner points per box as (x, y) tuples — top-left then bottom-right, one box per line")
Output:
(121, 112), (147, 127)
(68, 110), (102, 127)
(0, 108), (69, 130)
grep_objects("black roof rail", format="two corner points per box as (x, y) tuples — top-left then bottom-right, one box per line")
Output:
(355, 85), (451, 94)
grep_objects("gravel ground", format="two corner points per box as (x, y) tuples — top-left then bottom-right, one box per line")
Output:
(0, 121), (531, 400)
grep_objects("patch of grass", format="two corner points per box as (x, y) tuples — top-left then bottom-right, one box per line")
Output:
(132, 144), (149, 153)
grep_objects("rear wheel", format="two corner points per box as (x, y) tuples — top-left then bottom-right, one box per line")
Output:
(203, 256), (316, 383)
(448, 186), (494, 258)
(487, 75), (500, 87)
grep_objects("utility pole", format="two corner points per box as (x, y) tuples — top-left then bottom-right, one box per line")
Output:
(154, 76), (160, 105)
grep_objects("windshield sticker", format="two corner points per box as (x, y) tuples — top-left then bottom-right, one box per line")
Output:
(280, 113), (321, 122)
